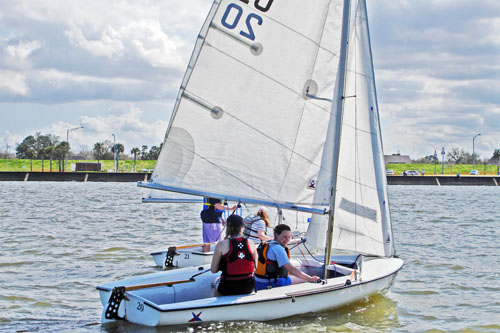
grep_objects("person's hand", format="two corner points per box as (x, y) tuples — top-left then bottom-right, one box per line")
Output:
(316, 278), (327, 285)
(308, 275), (320, 283)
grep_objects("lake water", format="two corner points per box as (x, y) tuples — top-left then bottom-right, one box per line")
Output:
(1, 182), (499, 332)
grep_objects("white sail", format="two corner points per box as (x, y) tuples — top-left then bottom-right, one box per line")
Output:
(152, 0), (345, 209)
(307, 0), (393, 257)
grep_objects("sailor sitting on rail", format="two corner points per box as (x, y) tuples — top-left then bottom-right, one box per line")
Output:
(254, 224), (320, 291)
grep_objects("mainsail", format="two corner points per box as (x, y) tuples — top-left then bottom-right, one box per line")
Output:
(307, 0), (394, 257)
(150, 0), (345, 211)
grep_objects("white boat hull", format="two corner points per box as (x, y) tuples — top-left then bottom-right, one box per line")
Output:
(151, 245), (215, 268)
(98, 256), (403, 326)
(151, 238), (305, 268)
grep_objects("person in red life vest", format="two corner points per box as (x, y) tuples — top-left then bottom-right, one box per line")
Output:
(211, 214), (258, 296)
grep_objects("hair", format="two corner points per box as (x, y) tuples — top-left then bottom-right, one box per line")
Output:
(273, 223), (291, 236)
(257, 210), (270, 227)
(225, 214), (244, 238)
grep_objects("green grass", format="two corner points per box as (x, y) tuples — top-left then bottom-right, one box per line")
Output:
(386, 163), (500, 176)
(0, 159), (157, 172)
(1, 159), (498, 175)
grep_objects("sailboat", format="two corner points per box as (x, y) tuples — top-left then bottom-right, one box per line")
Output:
(149, 207), (309, 269)
(97, 0), (404, 326)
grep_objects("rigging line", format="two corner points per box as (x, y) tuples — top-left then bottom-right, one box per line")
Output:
(340, 121), (376, 136)
(297, 244), (316, 277)
(337, 174), (380, 192)
(346, 68), (374, 80)
(302, 242), (322, 262)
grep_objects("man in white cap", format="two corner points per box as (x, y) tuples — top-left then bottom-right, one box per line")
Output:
(243, 207), (273, 242)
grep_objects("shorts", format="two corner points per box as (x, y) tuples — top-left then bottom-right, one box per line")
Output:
(255, 277), (292, 291)
(202, 222), (222, 243)
(217, 277), (255, 296)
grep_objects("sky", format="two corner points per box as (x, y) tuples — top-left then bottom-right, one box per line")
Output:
(0, 0), (499, 160)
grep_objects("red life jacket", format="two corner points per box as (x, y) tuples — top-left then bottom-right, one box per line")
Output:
(221, 237), (255, 281)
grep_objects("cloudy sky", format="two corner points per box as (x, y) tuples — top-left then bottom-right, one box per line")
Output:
(0, 0), (499, 160)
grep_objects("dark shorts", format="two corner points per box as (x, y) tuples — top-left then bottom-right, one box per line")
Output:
(217, 277), (255, 296)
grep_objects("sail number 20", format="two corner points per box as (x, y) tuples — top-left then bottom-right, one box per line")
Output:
(221, 0), (274, 41)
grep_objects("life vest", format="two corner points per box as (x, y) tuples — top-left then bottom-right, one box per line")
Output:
(243, 215), (265, 241)
(254, 241), (290, 280)
(200, 208), (222, 224)
(200, 198), (224, 224)
(203, 197), (225, 212)
(220, 237), (255, 281)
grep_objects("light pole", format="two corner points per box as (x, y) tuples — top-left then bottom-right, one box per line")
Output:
(112, 134), (117, 172)
(434, 150), (437, 174)
(5, 143), (9, 171)
(441, 147), (445, 174)
(66, 126), (84, 172)
(472, 133), (481, 171)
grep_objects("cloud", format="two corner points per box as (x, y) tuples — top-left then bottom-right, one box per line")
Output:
(65, 20), (186, 68)
(0, 131), (23, 150)
(41, 103), (168, 153)
(369, 0), (500, 158)
(5, 40), (41, 60)
(0, 70), (29, 95)
(0, 0), (212, 103)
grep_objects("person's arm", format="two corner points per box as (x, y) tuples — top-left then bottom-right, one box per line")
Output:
(284, 263), (319, 283)
(258, 229), (273, 241)
(247, 239), (258, 267)
(214, 202), (225, 211)
(210, 242), (223, 273)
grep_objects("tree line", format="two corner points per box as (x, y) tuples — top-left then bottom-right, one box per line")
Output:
(13, 132), (163, 172)
(412, 148), (500, 165)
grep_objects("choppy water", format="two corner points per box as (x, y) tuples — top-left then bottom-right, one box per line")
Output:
(0, 182), (499, 332)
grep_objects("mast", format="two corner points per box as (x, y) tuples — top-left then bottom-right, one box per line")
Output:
(323, 0), (352, 276)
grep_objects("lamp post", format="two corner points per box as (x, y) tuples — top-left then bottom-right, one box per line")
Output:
(472, 133), (481, 171)
(5, 143), (9, 171)
(441, 147), (445, 174)
(66, 126), (84, 172)
(112, 134), (117, 172)
(434, 150), (437, 175)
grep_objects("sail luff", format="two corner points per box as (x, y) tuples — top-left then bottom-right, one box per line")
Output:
(149, 0), (221, 199)
(160, 1), (221, 150)
(358, 0), (394, 256)
(328, 0), (393, 257)
(323, 0), (352, 273)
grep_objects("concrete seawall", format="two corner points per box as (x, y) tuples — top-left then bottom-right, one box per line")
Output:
(0, 171), (152, 182)
(0, 172), (499, 185)
(387, 175), (499, 186)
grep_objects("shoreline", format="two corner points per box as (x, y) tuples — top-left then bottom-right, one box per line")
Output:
(0, 171), (152, 182)
(0, 171), (499, 186)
